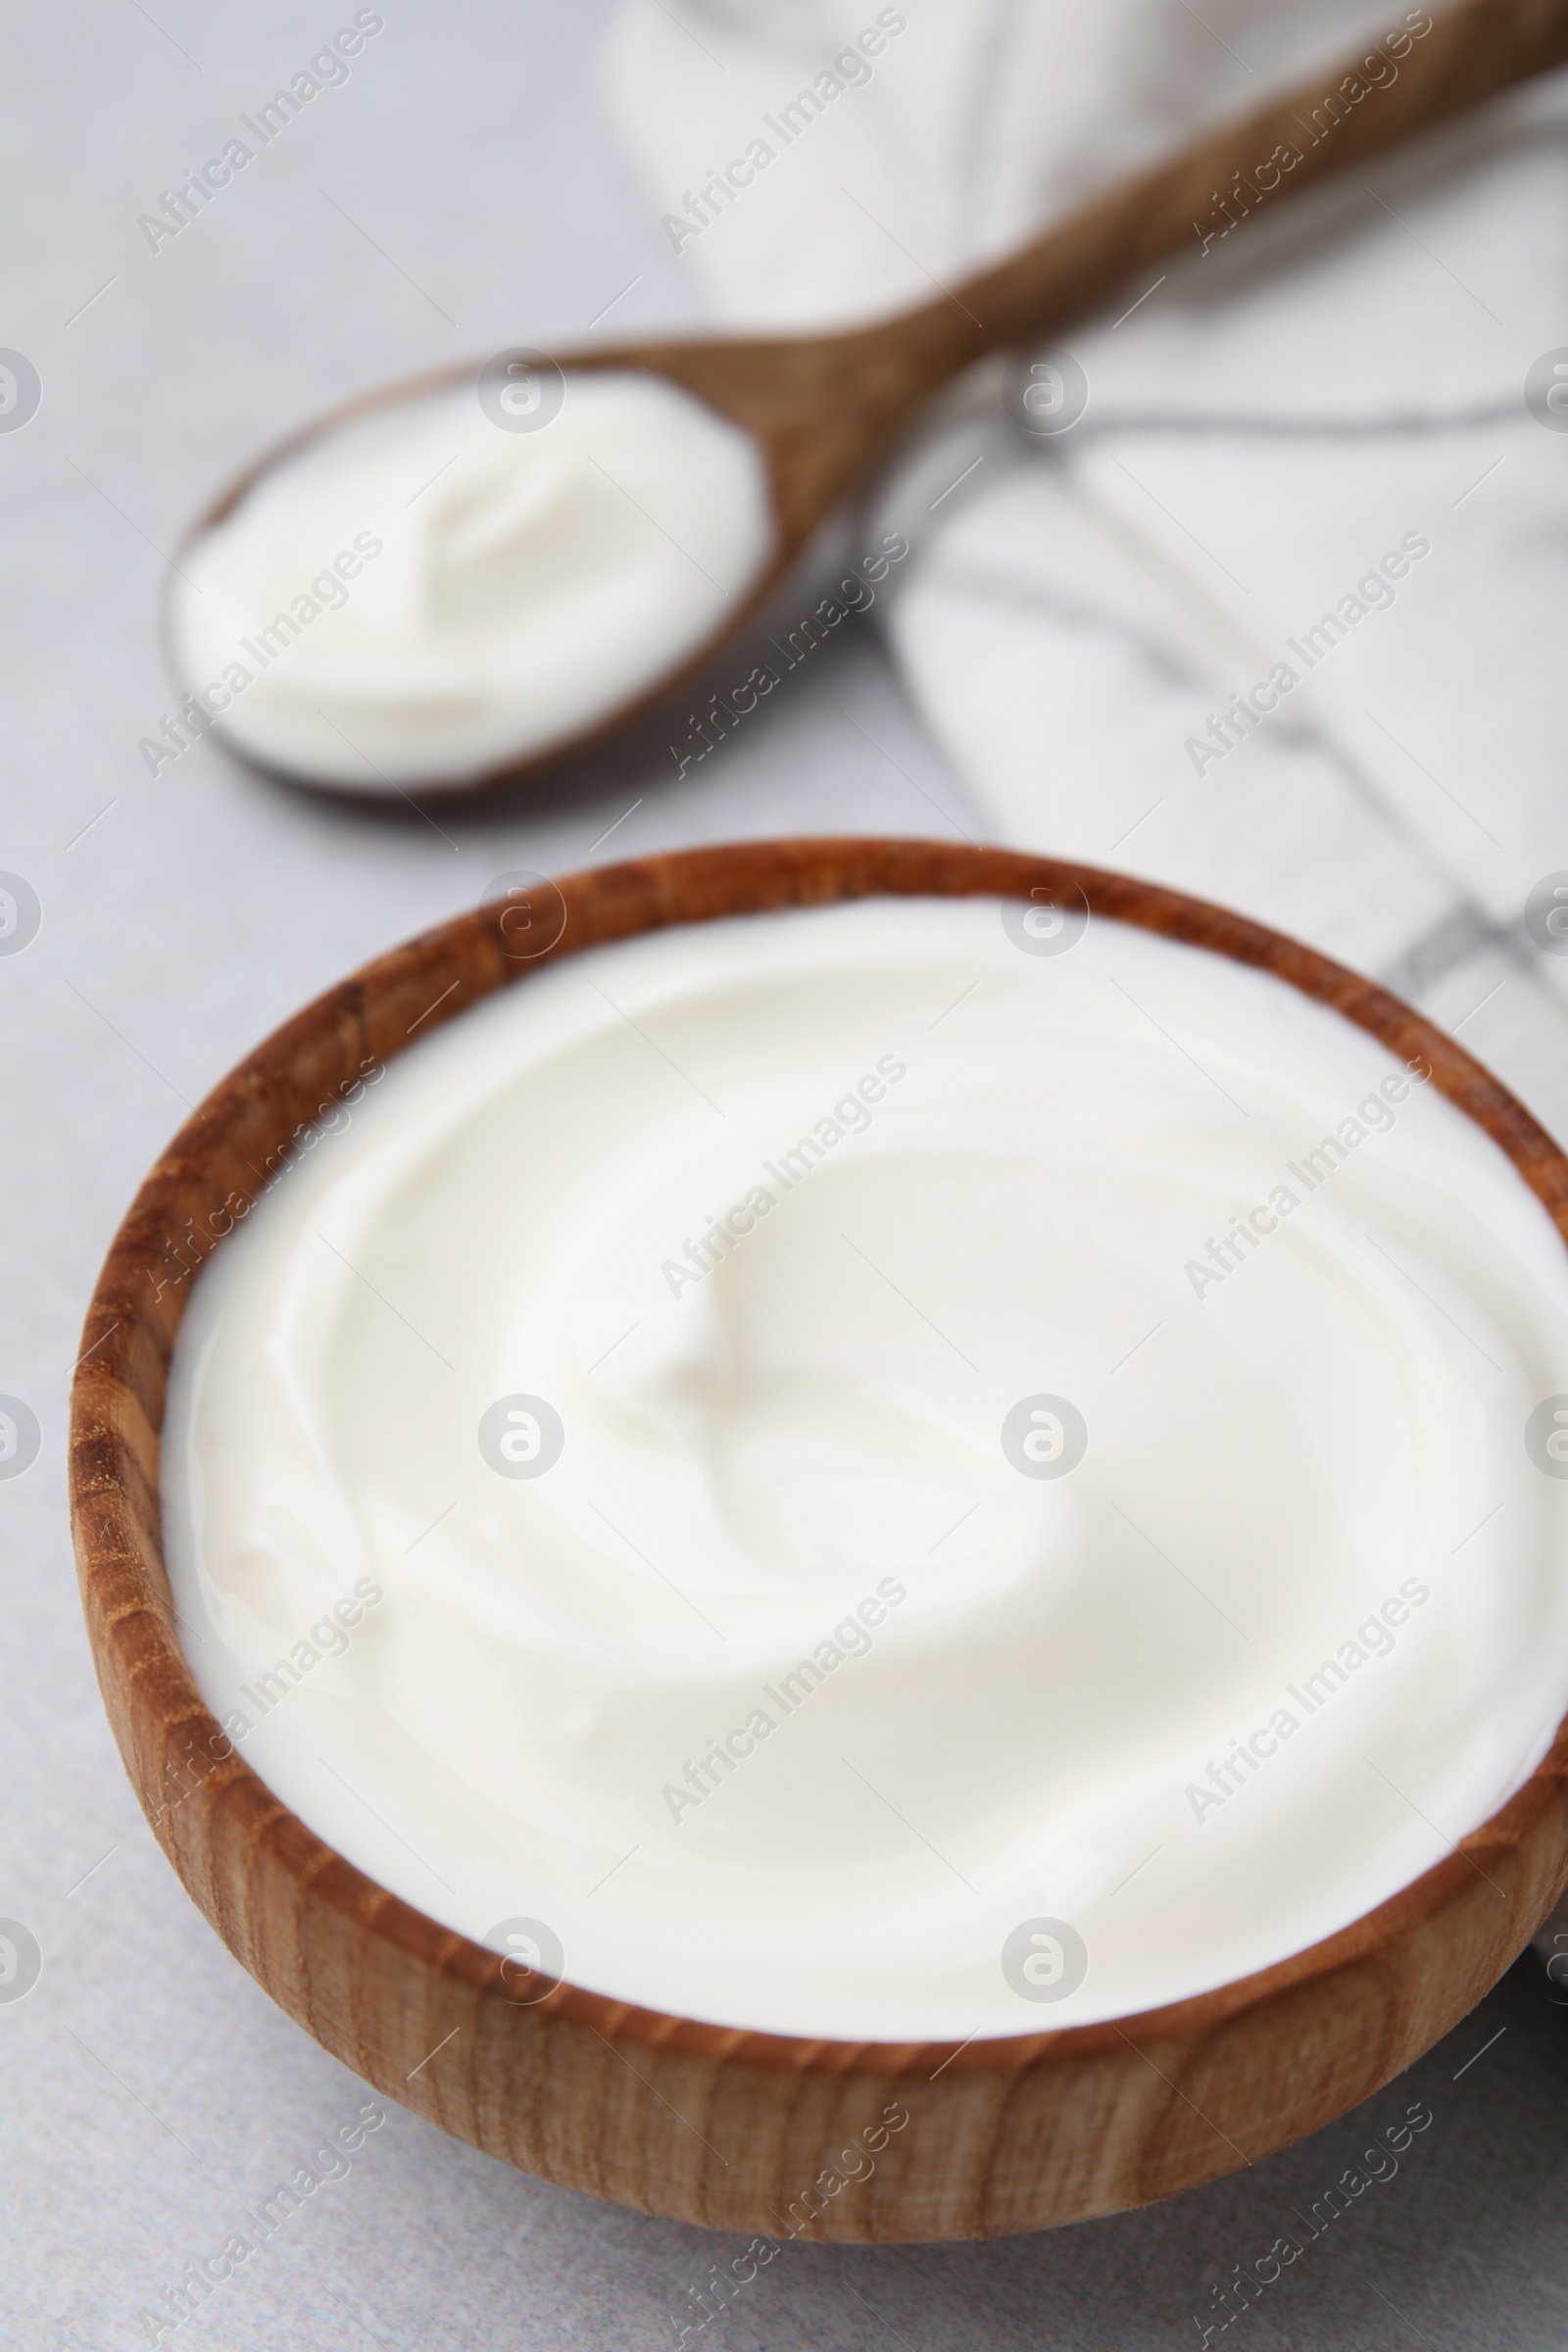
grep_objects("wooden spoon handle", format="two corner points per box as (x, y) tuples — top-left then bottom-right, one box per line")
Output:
(628, 0), (1566, 556)
(893, 0), (1568, 380)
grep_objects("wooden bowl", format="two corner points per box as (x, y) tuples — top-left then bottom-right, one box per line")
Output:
(70, 838), (1568, 2242)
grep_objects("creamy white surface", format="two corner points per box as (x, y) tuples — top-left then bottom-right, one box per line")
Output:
(163, 900), (1568, 2040)
(170, 373), (772, 790)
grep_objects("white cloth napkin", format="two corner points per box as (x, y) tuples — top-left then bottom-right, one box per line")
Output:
(601, 0), (1568, 1135)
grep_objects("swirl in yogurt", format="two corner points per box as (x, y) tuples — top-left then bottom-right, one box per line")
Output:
(163, 898), (1568, 2039)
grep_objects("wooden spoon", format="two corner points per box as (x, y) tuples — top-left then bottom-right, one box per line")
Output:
(177, 0), (1568, 803)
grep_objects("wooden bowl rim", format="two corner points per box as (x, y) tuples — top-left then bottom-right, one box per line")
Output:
(69, 835), (1568, 2083)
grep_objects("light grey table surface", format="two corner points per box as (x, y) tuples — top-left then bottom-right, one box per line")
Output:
(4, 5), (1566, 2348)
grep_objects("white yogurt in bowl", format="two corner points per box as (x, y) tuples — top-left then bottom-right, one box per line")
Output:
(162, 895), (1568, 2042)
(169, 372), (774, 791)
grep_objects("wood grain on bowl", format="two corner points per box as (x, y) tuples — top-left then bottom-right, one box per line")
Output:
(70, 839), (1568, 2241)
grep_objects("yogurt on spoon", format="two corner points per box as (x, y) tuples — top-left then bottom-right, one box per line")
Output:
(169, 369), (774, 791)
